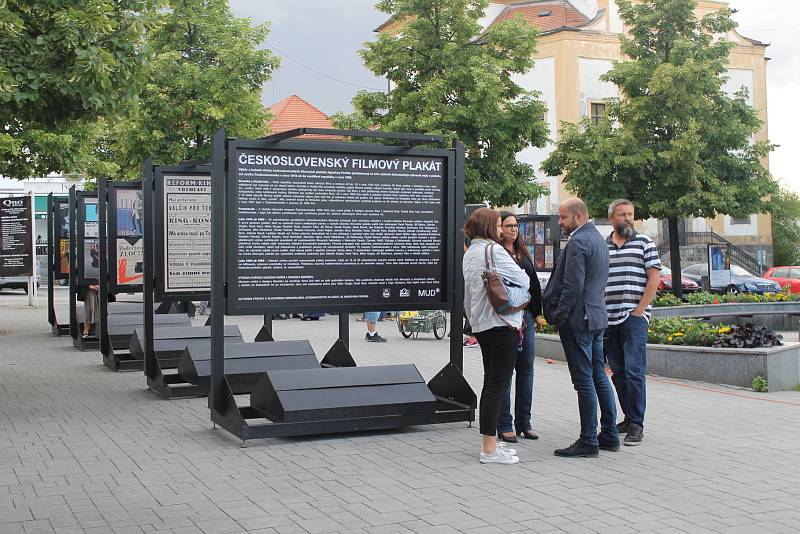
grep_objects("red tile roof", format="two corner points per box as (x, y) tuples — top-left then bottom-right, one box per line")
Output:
(267, 95), (342, 140)
(486, 1), (591, 34)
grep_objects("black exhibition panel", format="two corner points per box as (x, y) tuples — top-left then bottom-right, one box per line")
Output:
(141, 160), (211, 397)
(208, 127), (476, 444)
(141, 159), (284, 398)
(70, 188), (100, 350)
(47, 194), (70, 335)
(68, 187), (79, 341)
(97, 178), (111, 359)
(0, 195), (33, 278)
(152, 163), (212, 301)
(223, 137), (454, 316)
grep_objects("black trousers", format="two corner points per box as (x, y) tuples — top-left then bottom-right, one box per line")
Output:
(475, 327), (519, 436)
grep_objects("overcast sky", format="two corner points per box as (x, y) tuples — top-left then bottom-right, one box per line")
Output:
(229, 0), (800, 192)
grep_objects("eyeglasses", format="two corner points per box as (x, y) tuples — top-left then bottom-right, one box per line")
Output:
(502, 224), (519, 229)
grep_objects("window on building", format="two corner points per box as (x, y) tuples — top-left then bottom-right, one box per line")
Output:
(730, 215), (751, 225)
(590, 102), (606, 125)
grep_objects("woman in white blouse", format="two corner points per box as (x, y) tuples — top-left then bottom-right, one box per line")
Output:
(462, 208), (529, 465)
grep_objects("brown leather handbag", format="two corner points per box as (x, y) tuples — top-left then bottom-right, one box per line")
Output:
(482, 244), (529, 314)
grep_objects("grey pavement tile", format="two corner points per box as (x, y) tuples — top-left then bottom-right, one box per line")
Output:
(2, 292), (800, 534)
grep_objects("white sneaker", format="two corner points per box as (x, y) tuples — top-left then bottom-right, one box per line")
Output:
(497, 442), (517, 456)
(480, 448), (520, 464)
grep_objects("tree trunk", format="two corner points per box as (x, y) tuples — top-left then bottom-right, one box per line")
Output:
(668, 216), (683, 299)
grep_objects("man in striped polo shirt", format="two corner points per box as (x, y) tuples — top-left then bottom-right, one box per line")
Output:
(605, 199), (662, 446)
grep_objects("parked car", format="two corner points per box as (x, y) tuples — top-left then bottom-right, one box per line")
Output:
(682, 263), (781, 294)
(763, 266), (800, 293)
(658, 266), (700, 294)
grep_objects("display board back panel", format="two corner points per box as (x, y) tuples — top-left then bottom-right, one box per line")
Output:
(154, 169), (212, 300)
(0, 196), (33, 277)
(224, 142), (453, 315)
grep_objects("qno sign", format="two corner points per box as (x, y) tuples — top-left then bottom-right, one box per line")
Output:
(0, 195), (33, 278)
(2, 198), (24, 208)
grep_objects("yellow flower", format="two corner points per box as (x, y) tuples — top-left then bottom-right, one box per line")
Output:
(674, 332), (684, 337)
(667, 335), (673, 342)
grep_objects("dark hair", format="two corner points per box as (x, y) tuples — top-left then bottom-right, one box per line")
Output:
(463, 207), (500, 242)
(499, 211), (533, 264)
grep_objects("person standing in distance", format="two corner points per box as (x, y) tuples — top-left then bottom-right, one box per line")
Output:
(364, 311), (387, 342)
(463, 208), (528, 465)
(543, 198), (618, 457)
(604, 199), (661, 446)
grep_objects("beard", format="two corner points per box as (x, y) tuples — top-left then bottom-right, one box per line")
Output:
(615, 223), (635, 237)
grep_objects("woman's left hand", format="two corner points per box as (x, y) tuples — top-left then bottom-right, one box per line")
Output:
(534, 315), (543, 331)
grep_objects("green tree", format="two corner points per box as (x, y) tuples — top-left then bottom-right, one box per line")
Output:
(771, 187), (800, 266)
(542, 0), (775, 296)
(107, 0), (279, 179)
(336, 0), (549, 207)
(0, 0), (158, 178)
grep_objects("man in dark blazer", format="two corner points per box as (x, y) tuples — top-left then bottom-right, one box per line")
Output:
(543, 197), (619, 457)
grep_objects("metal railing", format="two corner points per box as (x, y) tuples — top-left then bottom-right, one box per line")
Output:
(656, 231), (764, 275)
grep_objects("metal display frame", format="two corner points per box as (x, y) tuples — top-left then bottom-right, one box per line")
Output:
(98, 178), (187, 371)
(47, 194), (70, 335)
(208, 128), (475, 444)
(69, 188), (100, 350)
(143, 160), (211, 396)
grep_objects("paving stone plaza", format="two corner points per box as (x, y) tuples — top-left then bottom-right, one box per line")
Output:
(1, 289), (800, 534)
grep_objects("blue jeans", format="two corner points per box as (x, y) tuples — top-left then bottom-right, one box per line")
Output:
(605, 314), (648, 427)
(364, 311), (381, 323)
(498, 310), (535, 434)
(559, 327), (618, 446)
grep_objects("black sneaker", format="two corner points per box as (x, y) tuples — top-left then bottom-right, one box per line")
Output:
(554, 439), (599, 458)
(624, 423), (643, 446)
(597, 436), (620, 452)
(616, 419), (631, 434)
(365, 333), (387, 343)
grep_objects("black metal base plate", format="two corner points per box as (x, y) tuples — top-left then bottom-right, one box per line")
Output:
(213, 398), (474, 442)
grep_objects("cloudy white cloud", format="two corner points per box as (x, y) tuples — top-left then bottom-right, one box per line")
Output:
(730, 0), (800, 192)
(229, 0), (799, 191)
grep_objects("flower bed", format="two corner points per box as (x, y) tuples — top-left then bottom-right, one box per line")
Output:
(654, 288), (799, 308)
(541, 317), (782, 349)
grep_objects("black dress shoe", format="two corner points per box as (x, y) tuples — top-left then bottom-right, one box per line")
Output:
(498, 432), (518, 443)
(597, 437), (620, 452)
(554, 439), (599, 458)
(616, 419), (631, 434)
(518, 430), (539, 440)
